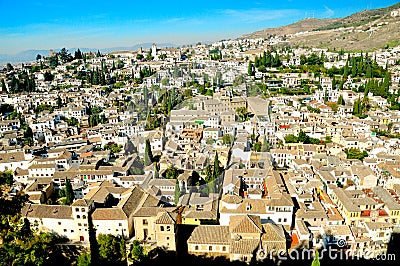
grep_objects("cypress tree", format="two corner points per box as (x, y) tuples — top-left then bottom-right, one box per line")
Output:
(144, 139), (153, 166)
(65, 178), (74, 205)
(353, 98), (360, 115)
(143, 86), (148, 106)
(337, 95), (345, 105)
(153, 163), (159, 179)
(174, 180), (180, 205)
(214, 152), (221, 177)
(1, 78), (6, 92)
(261, 135), (270, 152)
(248, 61), (254, 76)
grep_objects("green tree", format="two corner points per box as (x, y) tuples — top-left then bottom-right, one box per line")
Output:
(129, 240), (147, 263)
(104, 142), (122, 154)
(204, 164), (213, 184)
(311, 250), (320, 266)
(44, 71), (54, 81)
(222, 134), (232, 146)
(144, 139), (153, 166)
(236, 107), (248, 122)
(165, 165), (179, 179)
(174, 179), (181, 205)
(261, 135), (270, 152)
(48, 55), (59, 68)
(252, 141), (262, 152)
(248, 61), (254, 76)
(1, 78), (6, 92)
(117, 60), (124, 69)
(77, 252), (91, 266)
(213, 152), (222, 178)
(153, 163), (159, 178)
(143, 85), (148, 107)
(0, 176), (69, 265)
(59, 48), (73, 63)
(24, 126), (33, 139)
(6, 63), (13, 72)
(298, 130), (308, 143)
(353, 97), (361, 116)
(337, 94), (345, 105)
(57, 95), (62, 108)
(0, 170), (14, 186)
(136, 54), (144, 60)
(344, 148), (368, 161)
(64, 178), (74, 205)
(161, 77), (170, 86)
(75, 49), (83, 60)
(97, 234), (126, 266)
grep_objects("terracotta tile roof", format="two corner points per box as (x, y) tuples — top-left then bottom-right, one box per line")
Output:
(72, 199), (93, 207)
(155, 212), (178, 224)
(92, 208), (127, 220)
(88, 137), (102, 143)
(229, 215), (263, 234)
(14, 168), (29, 176)
(0, 151), (26, 163)
(28, 163), (55, 169)
(118, 186), (145, 216)
(221, 194), (243, 204)
(21, 203), (72, 220)
(57, 150), (72, 160)
(261, 223), (286, 242)
(187, 225), (230, 245)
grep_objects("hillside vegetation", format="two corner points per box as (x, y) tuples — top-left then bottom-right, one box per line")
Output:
(243, 3), (400, 51)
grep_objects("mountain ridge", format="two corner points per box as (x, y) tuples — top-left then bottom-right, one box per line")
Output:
(242, 2), (400, 51)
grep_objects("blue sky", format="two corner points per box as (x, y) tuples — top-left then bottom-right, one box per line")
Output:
(0, 0), (398, 54)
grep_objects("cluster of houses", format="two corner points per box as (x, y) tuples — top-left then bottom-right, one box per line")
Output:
(1, 39), (400, 263)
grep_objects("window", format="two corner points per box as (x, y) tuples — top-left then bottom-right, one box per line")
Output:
(283, 218), (287, 222)
(75, 208), (79, 212)
(166, 237), (169, 240)
(143, 219), (148, 225)
(160, 226), (164, 231)
(78, 223), (82, 226)
(167, 226), (171, 231)
(83, 215), (86, 219)
(63, 229), (67, 232)
(77, 215), (80, 219)
(222, 246), (226, 252)
(195, 245), (199, 250)
(119, 223), (122, 226)
(209, 246), (212, 251)
(81, 208), (85, 212)
(58, 222), (61, 225)
(278, 218), (282, 222)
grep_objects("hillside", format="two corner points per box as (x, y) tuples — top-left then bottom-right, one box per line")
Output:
(243, 2), (400, 51)
(242, 18), (338, 39)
